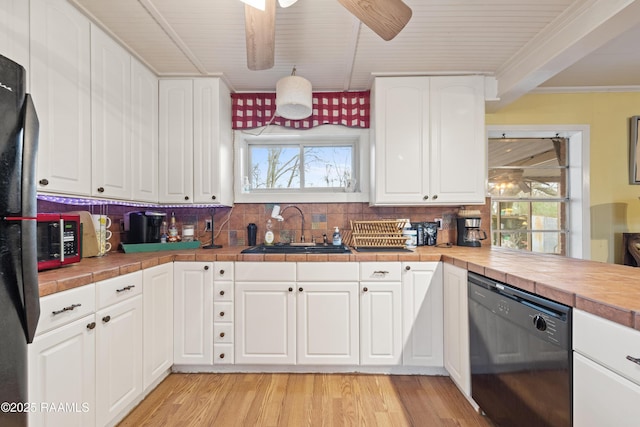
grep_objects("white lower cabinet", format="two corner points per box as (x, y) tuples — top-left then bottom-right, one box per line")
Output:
(95, 272), (143, 427)
(235, 262), (360, 365)
(235, 281), (296, 364)
(359, 263), (402, 366)
(402, 262), (444, 366)
(142, 263), (173, 390)
(213, 262), (235, 364)
(296, 282), (359, 365)
(28, 314), (96, 427)
(442, 262), (470, 395)
(173, 262), (214, 365)
(573, 309), (640, 426)
(235, 262), (297, 364)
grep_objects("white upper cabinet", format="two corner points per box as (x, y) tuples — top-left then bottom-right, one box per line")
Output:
(371, 76), (486, 206)
(159, 79), (193, 203)
(193, 79), (233, 205)
(429, 76), (486, 204)
(0, 0), (29, 72)
(91, 24), (132, 200)
(131, 57), (159, 203)
(31, 0), (92, 196)
(159, 78), (233, 205)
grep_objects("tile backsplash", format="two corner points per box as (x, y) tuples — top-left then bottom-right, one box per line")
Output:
(38, 199), (491, 250)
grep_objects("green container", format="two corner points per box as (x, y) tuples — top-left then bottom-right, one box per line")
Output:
(120, 240), (201, 253)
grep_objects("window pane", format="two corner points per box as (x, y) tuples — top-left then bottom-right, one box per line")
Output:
(488, 168), (564, 198)
(303, 146), (353, 188)
(250, 146), (300, 189)
(531, 231), (562, 254)
(531, 202), (561, 230)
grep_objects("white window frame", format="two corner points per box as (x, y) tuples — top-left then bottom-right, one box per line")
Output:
(234, 125), (370, 204)
(487, 125), (590, 260)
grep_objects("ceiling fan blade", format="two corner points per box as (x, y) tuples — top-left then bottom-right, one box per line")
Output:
(244, 0), (276, 70)
(338, 0), (412, 41)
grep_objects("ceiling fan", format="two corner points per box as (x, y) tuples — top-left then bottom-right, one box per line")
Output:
(241, 0), (412, 70)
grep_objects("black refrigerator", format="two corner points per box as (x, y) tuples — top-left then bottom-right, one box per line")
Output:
(0, 54), (41, 427)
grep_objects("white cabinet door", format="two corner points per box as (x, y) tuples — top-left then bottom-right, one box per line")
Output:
(429, 76), (486, 204)
(173, 262), (213, 365)
(28, 315), (96, 427)
(574, 352), (640, 427)
(443, 263), (470, 395)
(297, 282), (359, 365)
(95, 295), (143, 427)
(0, 0), (29, 71)
(159, 79), (193, 203)
(235, 281), (296, 364)
(371, 76), (486, 206)
(31, 0), (91, 196)
(372, 77), (430, 204)
(402, 262), (444, 366)
(360, 281), (402, 365)
(142, 263), (173, 390)
(91, 24), (131, 200)
(131, 58), (159, 203)
(193, 78), (233, 205)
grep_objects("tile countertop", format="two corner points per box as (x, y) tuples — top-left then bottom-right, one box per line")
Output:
(37, 245), (640, 331)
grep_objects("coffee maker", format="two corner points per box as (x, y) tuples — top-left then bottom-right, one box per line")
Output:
(127, 211), (166, 243)
(456, 216), (487, 247)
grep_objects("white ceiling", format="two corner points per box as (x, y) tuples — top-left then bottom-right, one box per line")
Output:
(69, 0), (640, 111)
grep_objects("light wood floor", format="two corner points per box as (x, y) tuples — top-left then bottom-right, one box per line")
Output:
(118, 373), (493, 427)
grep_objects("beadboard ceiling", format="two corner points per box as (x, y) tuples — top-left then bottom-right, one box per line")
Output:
(69, 0), (640, 111)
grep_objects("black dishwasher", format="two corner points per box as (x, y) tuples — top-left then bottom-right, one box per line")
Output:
(468, 272), (572, 427)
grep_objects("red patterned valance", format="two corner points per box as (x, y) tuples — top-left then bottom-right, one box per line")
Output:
(231, 91), (370, 130)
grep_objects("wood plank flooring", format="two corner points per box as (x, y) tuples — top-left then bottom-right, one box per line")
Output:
(118, 373), (492, 427)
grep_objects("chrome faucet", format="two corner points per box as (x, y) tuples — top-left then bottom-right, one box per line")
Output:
(271, 204), (305, 243)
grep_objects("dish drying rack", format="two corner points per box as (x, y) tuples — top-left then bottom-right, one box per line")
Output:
(348, 220), (407, 249)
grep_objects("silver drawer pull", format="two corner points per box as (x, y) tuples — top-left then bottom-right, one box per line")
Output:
(627, 355), (640, 366)
(52, 303), (81, 316)
(373, 270), (389, 275)
(116, 285), (135, 293)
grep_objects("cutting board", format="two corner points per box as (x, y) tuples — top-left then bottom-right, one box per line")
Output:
(68, 211), (100, 257)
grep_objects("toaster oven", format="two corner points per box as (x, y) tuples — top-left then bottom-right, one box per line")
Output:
(36, 213), (81, 271)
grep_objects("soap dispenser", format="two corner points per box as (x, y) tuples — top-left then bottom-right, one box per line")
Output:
(332, 227), (342, 246)
(265, 219), (275, 246)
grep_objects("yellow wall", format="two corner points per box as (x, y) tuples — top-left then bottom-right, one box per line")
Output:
(486, 92), (640, 264)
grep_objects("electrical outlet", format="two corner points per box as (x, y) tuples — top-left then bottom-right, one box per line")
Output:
(205, 219), (212, 231)
(434, 218), (442, 230)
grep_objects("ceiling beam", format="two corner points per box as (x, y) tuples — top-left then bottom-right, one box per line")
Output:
(488, 0), (640, 112)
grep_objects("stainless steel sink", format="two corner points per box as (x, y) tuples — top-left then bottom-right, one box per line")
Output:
(240, 243), (352, 254)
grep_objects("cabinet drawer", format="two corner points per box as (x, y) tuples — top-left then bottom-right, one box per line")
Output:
(214, 302), (233, 323)
(213, 343), (234, 364)
(214, 324), (234, 343)
(574, 309), (640, 386)
(37, 284), (96, 336)
(214, 281), (233, 301)
(214, 262), (234, 281)
(235, 262), (296, 282)
(96, 271), (142, 309)
(297, 262), (359, 281)
(360, 262), (401, 281)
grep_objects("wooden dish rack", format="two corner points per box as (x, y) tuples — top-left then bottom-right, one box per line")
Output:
(349, 220), (407, 248)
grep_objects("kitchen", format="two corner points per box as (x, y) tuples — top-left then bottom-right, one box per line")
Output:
(2, 0), (640, 426)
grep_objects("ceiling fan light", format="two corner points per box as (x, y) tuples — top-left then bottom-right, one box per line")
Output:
(240, 0), (266, 11)
(276, 75), (312, 120)
(278, 0), (298, 7)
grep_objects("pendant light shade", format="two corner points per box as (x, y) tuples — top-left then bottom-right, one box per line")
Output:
(276, 67), (312, 120)
(278, 0), (298, 7)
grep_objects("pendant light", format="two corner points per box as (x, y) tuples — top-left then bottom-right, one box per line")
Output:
(276, 66), (312, 120)
(278, 0), (298, 7)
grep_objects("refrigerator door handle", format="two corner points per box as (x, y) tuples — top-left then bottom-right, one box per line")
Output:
(21, 94), (40, 343)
